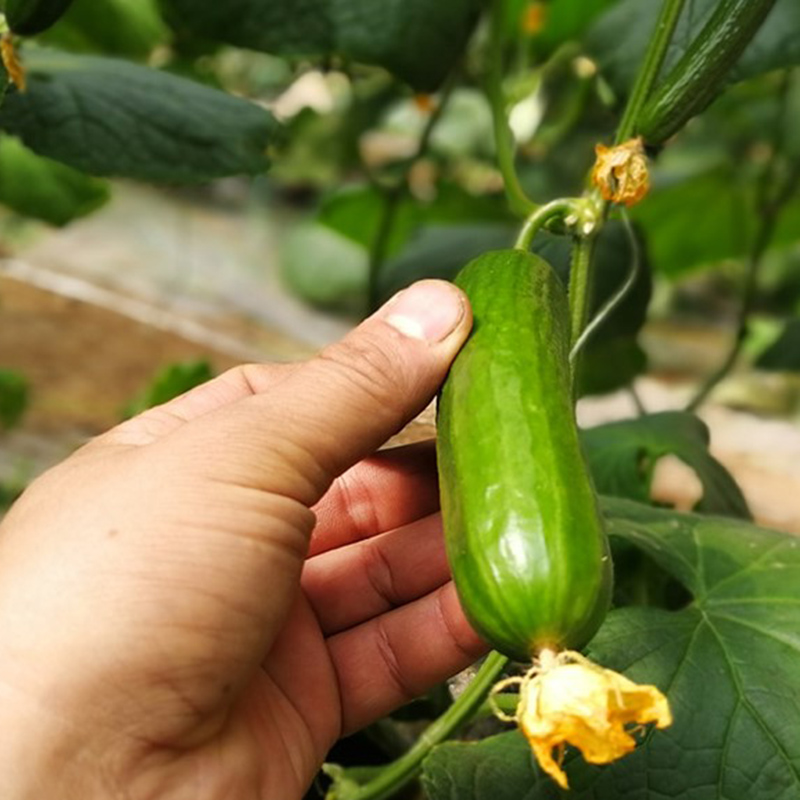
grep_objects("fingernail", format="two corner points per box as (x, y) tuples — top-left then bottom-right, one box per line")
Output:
(380, 281), (465, 343)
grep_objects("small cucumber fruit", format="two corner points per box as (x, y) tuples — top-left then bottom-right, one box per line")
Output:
(437, 249), (612, 662)
(639, 0), (778, 145)
(4, 0), (75, 36)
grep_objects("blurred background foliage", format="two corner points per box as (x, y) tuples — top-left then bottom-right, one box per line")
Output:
(2, 0), (800, 496)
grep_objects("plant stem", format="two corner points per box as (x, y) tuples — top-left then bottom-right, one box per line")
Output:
(486, 0), (537, 217)
(615, 0), (687, 143)
(514, 198), (578, 251)
(330, 652), (508, 800)
(567, 234), (597, 396)
(568, 234), (596, 348)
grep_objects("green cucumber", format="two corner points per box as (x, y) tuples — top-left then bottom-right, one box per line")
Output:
(437, 249), (612, 662)
(639, 0), (778, 145)
(4, 0), (75, 35)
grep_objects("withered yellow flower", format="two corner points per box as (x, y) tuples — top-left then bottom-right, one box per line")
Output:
(1, 33), (26, 92)
(492, 650), (672, 789)
(591, 137), (650, 207)
(522, 3), (547, 35)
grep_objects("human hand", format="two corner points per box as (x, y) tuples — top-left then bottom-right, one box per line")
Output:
(0, 280), (486, 800)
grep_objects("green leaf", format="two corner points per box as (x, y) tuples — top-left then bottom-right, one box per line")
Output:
(39, 0), (169, 58)
(124, 360), (213, 418)
(575, 337), (647, 399)
(631, 166), (755, 277)
(424, 498), (800, 799)
(281, 221), (369, 315)
(0, 368), (29, 430)
(587, 0), (800, 102)
(536, 0), (619, 55)
(0, 48), (278, 182)
(160, 0), (482, 91)
(317, 186), (423, 260)
(0, 135), (109, 225)
(755, 317), (800, 371)
(282, 184), (515, 313)
(376, 223), (517, 303)
(582, 411), (751, 519)
(632, 148), (800, 278)
(423, 730), (556, 799)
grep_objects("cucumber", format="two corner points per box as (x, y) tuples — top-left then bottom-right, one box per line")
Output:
(437, 249), (612, 662)
(639, 0), (778, 145)
(4, 0), (75, 35)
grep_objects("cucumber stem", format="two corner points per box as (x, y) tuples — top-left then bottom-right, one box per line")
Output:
(615, 0), (688, 144)
(325, 652), (508, 800)
(486, 0), (537, 217)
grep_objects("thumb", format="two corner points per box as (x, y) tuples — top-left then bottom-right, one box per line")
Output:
(191, 279), (471, 504)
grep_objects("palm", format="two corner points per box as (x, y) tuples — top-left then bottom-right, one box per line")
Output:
(150, 443), (485, 800)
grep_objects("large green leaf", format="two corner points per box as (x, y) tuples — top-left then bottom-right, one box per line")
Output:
(632, 156), (800, 278)
(423, 498), (800, 799)
(586, 0), (800, 102)
(0, 49), (278, 182)
(631, 166), (754, 277)
(160, 0), (483, 91)
(582, 411), (751, 519)
(0, 136), (109, 225)
(39, 0), (168, 58)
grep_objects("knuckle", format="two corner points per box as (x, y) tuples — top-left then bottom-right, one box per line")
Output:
(335, 470), (382, 544)
(361, 541), (400, 609)
(317, 333), (411, 414)
(375, 617), (418, 705)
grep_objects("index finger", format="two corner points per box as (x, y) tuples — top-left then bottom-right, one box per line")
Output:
(309, 440), (440, 556)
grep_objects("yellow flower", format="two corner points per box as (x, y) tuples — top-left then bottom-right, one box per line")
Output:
(522, 3), (547, 36)
(1, 33), (26, 93)
(492, 650), (672, 789)
(591, 137), (650, 207)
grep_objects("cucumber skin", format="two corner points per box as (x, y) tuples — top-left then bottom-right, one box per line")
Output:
(639, 0), (778, 145)
(5, 0), (75, 35)
(437, 250), (612, 662)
